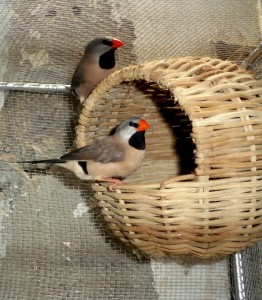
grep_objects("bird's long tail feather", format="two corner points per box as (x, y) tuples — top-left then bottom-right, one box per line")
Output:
(18, 159), (67, 164)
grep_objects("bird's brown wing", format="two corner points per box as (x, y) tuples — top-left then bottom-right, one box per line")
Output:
(60, 137), (125, 164)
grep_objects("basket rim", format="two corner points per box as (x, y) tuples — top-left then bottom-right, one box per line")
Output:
(92, 174), (262, 193)
(77, 56), (260, 136)
(79, 56), (257, 114)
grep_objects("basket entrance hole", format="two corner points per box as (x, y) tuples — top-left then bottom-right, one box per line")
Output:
(88, 80), (196, 183)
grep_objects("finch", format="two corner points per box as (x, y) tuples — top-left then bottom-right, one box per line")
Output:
(19, 117), (150, 190)
(71, 36), (124, 104)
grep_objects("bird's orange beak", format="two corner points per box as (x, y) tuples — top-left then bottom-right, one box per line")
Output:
(112, 38), (124, 49)
(137, 119), (150, 132)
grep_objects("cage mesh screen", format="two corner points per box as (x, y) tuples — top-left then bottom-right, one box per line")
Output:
(0, 0), (261, 299)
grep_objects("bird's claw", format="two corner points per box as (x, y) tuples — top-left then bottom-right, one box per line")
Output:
(97, 178), (123, 192)
(107, 181), (123, 191)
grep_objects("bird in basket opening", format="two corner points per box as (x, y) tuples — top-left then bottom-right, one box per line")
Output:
(70, 36), (124, 104)
(18, 117), (150, 191)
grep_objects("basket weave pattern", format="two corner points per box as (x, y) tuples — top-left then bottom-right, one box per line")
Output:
(76, 57), (262, 258)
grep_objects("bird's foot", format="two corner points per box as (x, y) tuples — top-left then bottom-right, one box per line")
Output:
(97, 178), (123, 191)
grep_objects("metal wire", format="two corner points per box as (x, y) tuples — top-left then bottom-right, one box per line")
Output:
(0, 82), (70, 92)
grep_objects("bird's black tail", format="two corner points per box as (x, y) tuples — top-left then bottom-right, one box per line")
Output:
(18, 159), (67, 164)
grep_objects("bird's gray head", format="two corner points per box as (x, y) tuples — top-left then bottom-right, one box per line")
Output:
(84, 36), (124, 57)
(115, 117), (150, 142)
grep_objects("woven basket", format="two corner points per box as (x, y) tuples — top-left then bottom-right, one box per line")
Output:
(76, 56), (262, 258)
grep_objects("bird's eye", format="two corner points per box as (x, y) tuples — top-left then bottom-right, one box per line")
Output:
(129, 121), (138, 128)
(102, 39), (112, 46)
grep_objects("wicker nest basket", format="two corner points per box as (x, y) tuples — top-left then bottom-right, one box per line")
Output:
(76, 56), (262, 258)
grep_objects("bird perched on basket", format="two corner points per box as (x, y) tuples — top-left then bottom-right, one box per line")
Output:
(19, 117), (150, 190)
(70, 36), (124, 104)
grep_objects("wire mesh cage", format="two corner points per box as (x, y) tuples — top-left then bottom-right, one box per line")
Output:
(0, 0), (262, 299)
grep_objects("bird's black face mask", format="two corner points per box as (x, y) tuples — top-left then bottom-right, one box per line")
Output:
(99, 48), (116, 69)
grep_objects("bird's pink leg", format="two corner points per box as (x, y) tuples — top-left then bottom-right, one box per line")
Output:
(96, 178), (123, 191)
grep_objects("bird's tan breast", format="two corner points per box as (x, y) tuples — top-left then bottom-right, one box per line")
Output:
(88, 145), (145, 180)
(76, 60), (115, 101)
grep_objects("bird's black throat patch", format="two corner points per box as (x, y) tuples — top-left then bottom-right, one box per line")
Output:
(128, 131), (146, 150)
(78, 161), (88, 175)
(99, 49), (116, 69)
